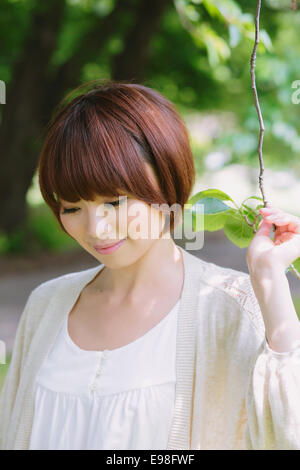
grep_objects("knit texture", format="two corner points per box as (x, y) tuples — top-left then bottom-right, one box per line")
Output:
(1, 245), (300, 450)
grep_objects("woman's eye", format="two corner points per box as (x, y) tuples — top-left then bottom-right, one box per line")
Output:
(104, 197), (126, 208)
(104, 200), (121, 208)
(61, 207), (80, 214)
(61, 197), (126, 214)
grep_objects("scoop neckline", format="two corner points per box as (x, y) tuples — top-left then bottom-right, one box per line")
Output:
(64, 295), (181, 355)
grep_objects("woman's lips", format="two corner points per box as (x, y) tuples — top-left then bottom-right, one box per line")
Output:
(93, 238), (127, 254)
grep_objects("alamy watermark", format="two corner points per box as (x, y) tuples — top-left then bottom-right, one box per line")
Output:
(0, 80), (5, 104)
(87, 197), (205, 251)
(291, 80), (300, 104)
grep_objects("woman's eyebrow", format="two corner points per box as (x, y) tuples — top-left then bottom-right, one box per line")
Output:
(58, 198), (70, 203)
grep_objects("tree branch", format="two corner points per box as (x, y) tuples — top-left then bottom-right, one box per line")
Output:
(250, 0), (300, 280)
(250, 0), (269, 209)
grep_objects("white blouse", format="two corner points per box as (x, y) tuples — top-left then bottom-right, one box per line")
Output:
(28, 298), (181, 450)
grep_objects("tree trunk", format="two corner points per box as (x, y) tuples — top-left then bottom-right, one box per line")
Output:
(0, 0), (66, 234)
(43, 0), (138, 120)
(111, 0), (173, 82)
(0, 0), (128, 235)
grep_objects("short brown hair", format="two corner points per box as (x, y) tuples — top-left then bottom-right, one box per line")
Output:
(38, 79), (195, 234)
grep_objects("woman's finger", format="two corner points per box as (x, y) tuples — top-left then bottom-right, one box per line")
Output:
(260, 210), (300, 233)
(265, 216), (289, 225)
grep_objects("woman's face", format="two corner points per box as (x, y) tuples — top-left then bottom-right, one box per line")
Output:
(59, 191), (168, 267)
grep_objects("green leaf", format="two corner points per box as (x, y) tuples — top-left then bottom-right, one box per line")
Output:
(203, 0), (242, 22)
(260, 29), (273, 52)
(241, 195), (264, 205)
(223, 210), (254, 248)
(241, 203), (255, 213)
(192, 197), (230, 214)
(202, 211), (232, 231)
(191, 23), (231, 67)
(190, 197), (232, 232)
(202, 0), (223, 19)
(229, 24), (241, 47)
(241, 204), (257, 224)
(186, 190), (236, 232)
(187, 188), (235, 207)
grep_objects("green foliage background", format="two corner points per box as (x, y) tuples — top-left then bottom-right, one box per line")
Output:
(0, 0), (300, 254)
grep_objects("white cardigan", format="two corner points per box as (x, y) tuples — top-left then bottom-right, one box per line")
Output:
(1, 245), (300, 450)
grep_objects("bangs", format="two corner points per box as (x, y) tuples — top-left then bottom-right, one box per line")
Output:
(39, 93), (165, 210)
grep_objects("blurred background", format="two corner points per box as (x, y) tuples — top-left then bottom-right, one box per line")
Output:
(1, 0), (300, 386)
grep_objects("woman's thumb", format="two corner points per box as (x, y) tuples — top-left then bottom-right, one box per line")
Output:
(256, 217), (273, 237)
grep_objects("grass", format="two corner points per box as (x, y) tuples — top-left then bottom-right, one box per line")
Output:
(1, 298), (300, 393)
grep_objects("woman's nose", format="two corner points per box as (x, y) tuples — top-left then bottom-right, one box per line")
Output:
(86, 207), (117, 241)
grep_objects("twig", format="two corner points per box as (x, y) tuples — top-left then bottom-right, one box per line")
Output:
(250, 0), (269, 209)
(249, 0), (300, 280)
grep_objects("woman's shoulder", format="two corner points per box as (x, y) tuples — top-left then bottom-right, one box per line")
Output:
(185, 248), (250, 296)
(31, 264), (103, 298)
(23, 264), (103, 324)
(17, 264), (103, 344)
(184, 249), (265, 337)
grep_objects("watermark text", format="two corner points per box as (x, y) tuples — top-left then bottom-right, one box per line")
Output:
(0, 80), (6, 104)
(0, 340), (6, 364)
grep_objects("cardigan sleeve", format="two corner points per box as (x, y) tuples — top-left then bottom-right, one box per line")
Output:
(244, 335), (300, 450)
(0, 288), (38, 450)
(221, 270), (300, 449)
(239, 275), (300, 450)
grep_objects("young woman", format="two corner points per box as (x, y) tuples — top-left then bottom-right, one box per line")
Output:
(1, 80), (300, 450)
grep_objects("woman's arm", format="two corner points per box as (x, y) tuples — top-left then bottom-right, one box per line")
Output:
(246, 205), (300, 353)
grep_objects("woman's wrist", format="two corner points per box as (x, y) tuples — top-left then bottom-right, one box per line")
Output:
(249, 267), (300, 353)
